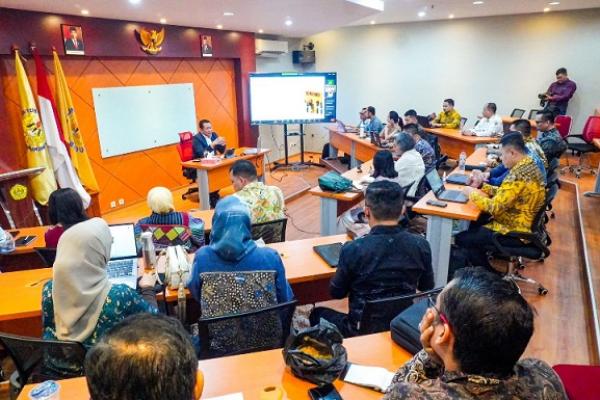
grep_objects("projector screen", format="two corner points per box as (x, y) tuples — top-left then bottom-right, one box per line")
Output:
(249, 72), (337, 125)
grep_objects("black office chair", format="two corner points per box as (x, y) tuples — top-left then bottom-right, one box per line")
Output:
(528, 109), (541, 120)
(545, 158), (561, 219)
(358, 288), (443, 335)
(251, 218), (287, 244)
(0, 332), (86, 399)
(485, 194), (552, 295)
(197, 300), (297, 359)
(34, 247), (57, 268)
(460, 117), (468, 128)
(510, 108), (526, 118)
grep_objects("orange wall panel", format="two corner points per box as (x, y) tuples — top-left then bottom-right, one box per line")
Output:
(1, 56), (238, 213)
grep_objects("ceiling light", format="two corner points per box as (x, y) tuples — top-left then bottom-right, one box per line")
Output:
(370, 20), (376, 25)
(216, 24), (223, 29)
(159, 18), (167, 24)
(449, 14), (455, 19)
(473, 1), (484, 4)
(285, 19), (293, 26)
(81, 9), (89, 15)
(129, 0), (142, 4)
(549, 1), (560, 5)
(418, 11), (426, 18)
(223, 12), (234, 16)
(258, 29), (264, 33)
(543, 7), (551, 12)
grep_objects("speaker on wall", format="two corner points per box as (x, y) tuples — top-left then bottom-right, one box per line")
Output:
(292, 50), (315, 64)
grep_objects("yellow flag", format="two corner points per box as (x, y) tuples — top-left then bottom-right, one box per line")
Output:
(53, 50), (99, 192)
(15, 50), (57, 205)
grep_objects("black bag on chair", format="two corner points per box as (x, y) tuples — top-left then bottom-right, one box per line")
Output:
(283, 319), (348, 386)
(390, 299), (429, 355)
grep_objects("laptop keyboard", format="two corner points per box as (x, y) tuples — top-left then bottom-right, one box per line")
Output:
(107, 259), (135, 278)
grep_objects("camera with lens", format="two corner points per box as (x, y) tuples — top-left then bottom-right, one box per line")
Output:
(538, 93), (549, 107)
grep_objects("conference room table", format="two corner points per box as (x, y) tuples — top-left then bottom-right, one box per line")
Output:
(583, 138), (600, 198)
(412, 148), (487, 286)
(424, 127), (498, 160)
(309, 160), (374, 235)
(326, 127), (379, 168)
(17, 331), (412, 400)
(181, 148), (270, 210)
(0, 209), (215, 273)
(0, 234), (349, 337)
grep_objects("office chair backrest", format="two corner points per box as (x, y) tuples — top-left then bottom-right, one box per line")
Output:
(460, 117), (468, 128)
(553, 364), (600, 400)
(197, 298), (297, 359)
(581, 116), (600, 143)
(510, 108), (526, 118)
(555, 115), (572, 139)
(34, 247), (57, 268)
(528, 109), (540, 120)
(251, 218), (287, 244)
(358, 288), (443, 334)
(0, 332), (86, 390)
(177, 131), (194, 162)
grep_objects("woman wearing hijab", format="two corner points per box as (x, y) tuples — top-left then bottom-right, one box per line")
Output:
(188, 197), (293, 304)
(42, 218), (158, 354)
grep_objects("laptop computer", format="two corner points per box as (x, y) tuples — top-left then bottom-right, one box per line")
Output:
(445, 173), (469, 185)
(106, 223), (138, 289)
(425, 169), (468, 203)
(369, 130), (384, 147)
(313, 242), (343, 268)
(337, 120), (359, 133)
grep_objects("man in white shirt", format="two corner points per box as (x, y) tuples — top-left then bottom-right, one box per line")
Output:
(393, 132), (425, 197)
(464, 103), (503, 137)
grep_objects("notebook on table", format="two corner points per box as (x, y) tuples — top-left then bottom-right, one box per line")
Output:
(313, 242), (344, 268)
(106, 223), (138, 289)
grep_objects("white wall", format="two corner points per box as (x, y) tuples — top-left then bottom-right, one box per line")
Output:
(301, 8), (600, 149)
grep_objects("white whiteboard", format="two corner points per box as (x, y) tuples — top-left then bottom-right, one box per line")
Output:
(93, 83), (196, 158)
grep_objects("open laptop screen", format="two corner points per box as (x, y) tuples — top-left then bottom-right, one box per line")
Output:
(108, 224), (137, 260)
(426, 169), (444, 194)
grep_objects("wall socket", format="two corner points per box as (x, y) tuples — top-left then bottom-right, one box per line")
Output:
(118, 198), (125, 206)
(110, 200), (116, 208)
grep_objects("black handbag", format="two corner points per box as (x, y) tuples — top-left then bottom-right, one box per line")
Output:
(283, 319), (348, 386)
(390, 299), (428, 355)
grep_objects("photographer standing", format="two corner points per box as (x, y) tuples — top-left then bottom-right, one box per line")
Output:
(540, 68), (577, 116)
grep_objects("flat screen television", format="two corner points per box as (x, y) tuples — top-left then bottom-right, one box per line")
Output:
(249, 72), (337, 125)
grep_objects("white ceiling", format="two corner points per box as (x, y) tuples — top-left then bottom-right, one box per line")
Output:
(1, 0), (599, 37)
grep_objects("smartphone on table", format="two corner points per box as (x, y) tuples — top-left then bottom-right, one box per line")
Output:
(308, 384), (343, 400)
(15, 235), (36, 246)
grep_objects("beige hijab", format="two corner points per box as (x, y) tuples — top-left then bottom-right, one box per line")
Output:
(52, 217), (113, 342)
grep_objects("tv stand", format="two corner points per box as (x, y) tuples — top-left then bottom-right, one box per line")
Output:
(271, 124), (325, 171)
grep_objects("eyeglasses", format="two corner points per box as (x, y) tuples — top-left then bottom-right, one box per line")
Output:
(427, 296), (449, 326)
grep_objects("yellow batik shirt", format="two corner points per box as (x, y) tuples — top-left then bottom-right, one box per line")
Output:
(470, 156), (545, 235)
(434, 109), (462, 129)
(234, 181), (285, 224)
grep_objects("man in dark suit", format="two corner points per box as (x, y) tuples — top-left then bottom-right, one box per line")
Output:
(64, 26), (84, 52)
(192, 119), (227, 207)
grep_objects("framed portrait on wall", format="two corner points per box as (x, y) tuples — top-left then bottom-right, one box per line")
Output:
(61, 24), (85, 55)
(201, 35), (213, 57)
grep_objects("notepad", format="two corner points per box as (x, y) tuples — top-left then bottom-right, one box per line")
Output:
(341, 363), (396, 393)
(204, 393), (244, 400)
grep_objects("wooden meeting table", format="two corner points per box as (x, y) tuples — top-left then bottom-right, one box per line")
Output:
(0, 234), (349, 337)
(18, 332), (412, 400)
(423, 127), (498, 160)
(413, 148), (488, 286)
(182, 148), (270, 210)
(325, 127), (379, 168)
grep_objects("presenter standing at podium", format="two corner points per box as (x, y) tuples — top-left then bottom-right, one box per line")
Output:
(193, 119), (227, 208)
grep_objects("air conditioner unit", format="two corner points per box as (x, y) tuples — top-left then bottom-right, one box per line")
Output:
(255, 39), (288, 57)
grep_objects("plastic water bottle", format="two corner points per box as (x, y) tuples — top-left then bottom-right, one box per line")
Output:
(458, 151), (467, 172)
(177, 280), (187, 324)
(28, 380), (60, 400)
(0, 229), (15, 254)
(140, 231), (156, 270)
